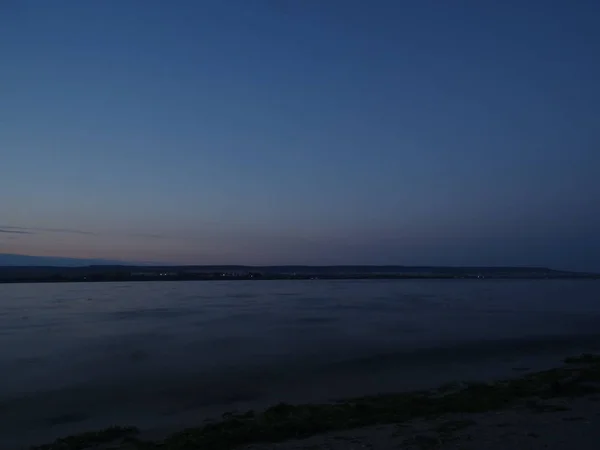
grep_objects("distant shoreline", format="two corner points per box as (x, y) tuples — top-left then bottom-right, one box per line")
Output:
(1, 265), (597, 284)
(1, 274), (598, 284)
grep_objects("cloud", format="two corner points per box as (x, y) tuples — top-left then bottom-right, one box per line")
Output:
(0, 225), (96, 235)
(0, 225), (171, 240)
(36, 227), (96, 235)
(0, 228), (34, 234)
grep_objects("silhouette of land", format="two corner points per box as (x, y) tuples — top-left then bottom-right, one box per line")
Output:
(0, 265), (597, 283)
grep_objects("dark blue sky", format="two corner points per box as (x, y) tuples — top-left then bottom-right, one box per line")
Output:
(2, 1), (599, 270)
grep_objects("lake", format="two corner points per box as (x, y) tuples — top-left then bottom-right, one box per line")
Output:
(2, 279), (600, 447)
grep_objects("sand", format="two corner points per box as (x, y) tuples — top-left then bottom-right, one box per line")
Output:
(17, 355), (600, 449)
(240, 396), (600, 450)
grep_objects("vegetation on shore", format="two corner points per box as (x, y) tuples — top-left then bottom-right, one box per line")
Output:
(31, 354), (600, 450)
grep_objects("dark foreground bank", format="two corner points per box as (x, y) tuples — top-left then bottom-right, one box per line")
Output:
(29, 354), (600, 450)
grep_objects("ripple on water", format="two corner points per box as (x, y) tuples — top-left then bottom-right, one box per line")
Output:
(105, 307), (195, 321)
(293, 316), (337, 324)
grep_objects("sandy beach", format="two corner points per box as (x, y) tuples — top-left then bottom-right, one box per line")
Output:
(26, 354), (600, 450)
(240, 396), (600, 450)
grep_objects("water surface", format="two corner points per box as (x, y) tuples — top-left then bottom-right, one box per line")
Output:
(1, 280), (599, 447)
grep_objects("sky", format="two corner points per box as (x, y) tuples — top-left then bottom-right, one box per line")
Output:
(1, 0), (599, 270)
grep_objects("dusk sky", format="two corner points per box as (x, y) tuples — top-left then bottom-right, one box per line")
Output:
(2, 1), (599, 270)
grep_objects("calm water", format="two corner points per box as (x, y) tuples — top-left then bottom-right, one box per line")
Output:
(2, 280), (600, 446)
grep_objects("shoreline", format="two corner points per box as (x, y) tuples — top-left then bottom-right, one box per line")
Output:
(27, 354), (600, 450)
(2, 276), (599, 284)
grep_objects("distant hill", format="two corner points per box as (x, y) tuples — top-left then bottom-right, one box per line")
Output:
(0, 256), (597, 283)
(1, 251), (597, 278)
(0, 254), (579, 274)
(0, 253), (128, 267)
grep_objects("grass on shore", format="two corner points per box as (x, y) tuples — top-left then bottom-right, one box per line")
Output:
(32, 354), (600, 450)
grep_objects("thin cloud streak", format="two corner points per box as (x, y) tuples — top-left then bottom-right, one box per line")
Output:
(0, 225), (95, 235)
(0, 228), (34, 234)
(1, 225), (172, 240)
(39, 227), (97, 235)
